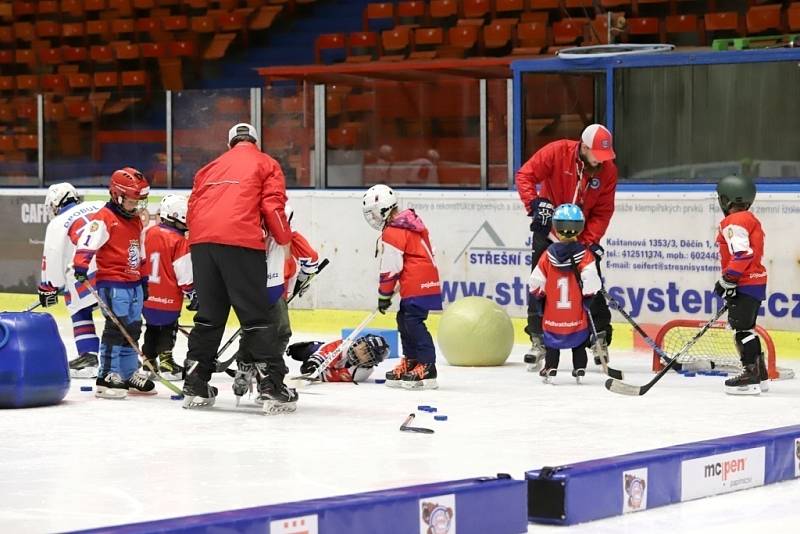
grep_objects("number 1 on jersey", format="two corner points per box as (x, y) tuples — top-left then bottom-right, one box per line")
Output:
(149, 252), (161, 284)
(556, 276), (572, 309)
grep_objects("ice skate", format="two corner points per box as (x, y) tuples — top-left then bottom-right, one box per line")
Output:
(401, 363), (438, 390)
(572, 368), (586, 384)
(254, 363), (298, 415)
(591, 331), (610, 366)
(524, 335), (545, 373)
(126, 370), (157, 395)
(539, 367), (557, 384)
(182, 361), (217, 408)
(724, 363), (761, 396)
(232, 362), (255, 406)
(385, 357), (417, 388)
(69, 352), (99, 378)
(158, 351), (184, 381)
(95, 372), (128, 399)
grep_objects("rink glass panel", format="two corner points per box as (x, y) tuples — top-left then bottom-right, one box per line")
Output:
(614, 61), (800, 183)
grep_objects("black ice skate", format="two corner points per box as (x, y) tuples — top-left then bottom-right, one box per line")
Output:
(524, 335), (545, 373)
(757, 353), (769, 393)
(591, 331), (610, 366)
(233, 362), (256, 406)
(254, 363), (298, 415)
(572, 368), (586, 384)
(182, 361), (217, 409)
(385, 357), (417, 388)
(158, 351), (184, 381)
(539, 367), (557, 384)
(401, 363), (438, 390)
(126, 370), (157, 395)
(69, 352), (99, 378)
(724, 363), (761, 396)
(95, 372), (128, 399)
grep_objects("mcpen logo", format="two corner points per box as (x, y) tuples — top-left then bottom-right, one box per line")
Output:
(704, 457), (746, 481)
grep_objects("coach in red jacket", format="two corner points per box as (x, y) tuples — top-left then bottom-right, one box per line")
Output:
(182, 123), (296, 410)
(516, 124), (617, 371)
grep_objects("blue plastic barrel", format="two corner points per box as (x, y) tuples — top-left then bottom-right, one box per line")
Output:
(0, 312), (70, 408)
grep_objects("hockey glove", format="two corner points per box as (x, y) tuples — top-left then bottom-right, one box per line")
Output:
(37, 283), (59, 307)
(185, 289), (199, 311)
(73, 267), (88, 284)
(292, 272), (311, 300)
(714, 276), (737, 300)
(378, 295), (392, 314)
(300, 353), (325, 376)
(529, 197), (554, 236)
(589, 243), (605, 261)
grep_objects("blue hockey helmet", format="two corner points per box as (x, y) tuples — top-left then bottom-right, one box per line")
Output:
(552, 203), (585, 238)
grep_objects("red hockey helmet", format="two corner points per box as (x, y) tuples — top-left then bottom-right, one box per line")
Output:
(109, 167), (150, 216)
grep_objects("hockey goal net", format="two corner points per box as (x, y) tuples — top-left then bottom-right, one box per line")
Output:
(651, 320), (794, 380)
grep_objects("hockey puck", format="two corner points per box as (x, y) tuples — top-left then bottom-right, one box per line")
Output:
(80, 386), (92, 392)
(417, 405), (431, 411)
(375, 379), (386, 384)
(683, 372), (696, 377)
(170, 394), (184, 400)
(434, 415), (448, 421)
(427, 407), (438, 413)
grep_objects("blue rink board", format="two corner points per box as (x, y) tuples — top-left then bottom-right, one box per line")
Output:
(72, 475), (526, 534)
(526, 424), (800, 525)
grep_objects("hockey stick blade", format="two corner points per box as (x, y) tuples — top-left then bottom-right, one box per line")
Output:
(399, 414), (434, 434)
(604, 377), (644, 396)
(606, 366), (624, 380)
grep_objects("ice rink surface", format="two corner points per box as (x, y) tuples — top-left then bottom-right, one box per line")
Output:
(2, 321), (799, 533)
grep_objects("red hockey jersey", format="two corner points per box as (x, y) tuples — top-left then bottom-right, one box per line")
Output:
(379, 209), (442, 310)
(73, 203), (147, 287)
(528, 242), (601, 349)
(716, 210), (767, 301)
(143, 224), (193, 316)
(311, 339), (375, 383)
(516, 140), (617, 245)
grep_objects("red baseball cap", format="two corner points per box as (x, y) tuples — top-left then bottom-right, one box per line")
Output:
(581, 124), (615, 162)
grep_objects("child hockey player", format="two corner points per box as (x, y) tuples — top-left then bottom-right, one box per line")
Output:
(528, 204), (601, 384)
(73, 167), (155, 399)
(142, 194), (196, 381)
(284, 205), (320, 301)
(286, 334), (389, 383)
(361, 184), (442, 390)
(714, 175), (769, 395)
(39, 182), (104, 377)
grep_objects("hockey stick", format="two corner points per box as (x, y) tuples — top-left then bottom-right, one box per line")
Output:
(599, 288), (680, 370)
(26, 302), (41, 312)
(604, 304), (729, 396)
(290, 308), (379, 384)
(400, 413), (434, 434)
(567, 254), (623, 380)
(214, 258), (330, 373)
(84, 283), (183, 395)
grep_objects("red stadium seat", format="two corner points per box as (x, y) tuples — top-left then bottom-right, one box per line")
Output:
(90, 45), (115, 63)
(627, 17), (661, 42)
(0, 135), (14, 152)
(552, 18), (587, 45)
(666, 14), (704, 46)
(397, 1), (426, 26)
(15, 74), (39, 93)
(447, 25), (479, 56)
(66, 98), (94, 120)
(15, 98), (37, 121)
(250, 6), (282, 31)
(135, 18), (160, 39)
(35, 21), (61, 39)
(41, 74), (68, 93)
(84, 0), (107, 13)
(462, 0), (490, 20)
(67, 72), (92, 90)
(513, 21), (547, 54)
(495, 0), (523, 19)
(746, 5), (782, 35)
(38, 47), (64, 65)
(163, 15), (189, 32)
(13, 22), (35, 42)
(191, 15), (218, 33)
(16, 134), (38, 151)
(113, 42), (141, 60)
(13, 1), (36, 18)
(315, 33), (346, 64)
(600, 0), (631, 8)
(411, 26), (444, 59)
(0, 76), (16, 94)
(62, 45), (88, 62)
(790, 3), (800, 32)
(0, 25), (13, 44)
(218, 11), (247, 32)
(61, 22), (86, 39)
(0, 50), (12, 65)
(365, 3), (394, 32)
(169, 40), (197, 57)
(483, 21), (513, 52)
(38, 1), (60, 17)
(15, 48), (36, 67)
(430, 0), (458, 26)
(564, 0), (593, 8)
(704, 12), (742, 37)
(86, 20), (111, 39)
(121, 70), (148, 90)
(93, 71), (119, 89)
(107, 0), (134, 17)
(111, 19), (136, 38)
(381, 26), (411, 59)
(529, 0), (560, 10)
(140, 42), (168, 58)
(346, 31), (379, 62)
(44, 100), (66, 122)
(60, 0), (85, 17)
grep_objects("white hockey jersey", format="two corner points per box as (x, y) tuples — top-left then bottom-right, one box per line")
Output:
(41, 201), (104, 314)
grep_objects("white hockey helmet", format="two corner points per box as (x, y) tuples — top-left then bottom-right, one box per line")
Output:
(159, 194), (188, 225)
(45, 182), (80, 216)
(362, 184), (397, 230)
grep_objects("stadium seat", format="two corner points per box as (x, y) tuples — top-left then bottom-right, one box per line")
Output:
(0, 76), (15, 95)
(495, 0), (523, 20)
(746, 4), (783, 35)
(315, 33), (347, 64)
(108, 0), (134, 17)
(121, 70), (148, 91)
(0, 135), (14, 153)
(191, 16), (218, 33)
(135, 18), (160, 40)
(67, 72), (92, 91)
(15, 75), (38, 94)
(35, 21), (61, 40)
(111, 19), (136, 39)
(529, 0), (561, 11)
(666, 14), (703, 46)
(365, 3), (395, 32)
(16, 134), (38, 151)
(133, 0), (156, 9)
(169, 40), (197, 57)
(141, 42), (168, 58)
(13, 1), (36, 18)
(445, 25), (479, 57)
(411, 27), (444, 59)
(249, 6), (282, 31)
(0, 102), (16, 123)
(0, 25), (12, 45)
(113, 42), (141, 60)
(564, 0), (593, 9)
(86, 20), (111, 41)
(790, 3), (800, 32)
(381, 26), (411, 59)
(704, 12), (742, 38)
(38, 47), (64, 65)
(66, 98), (94, 120)
(0, 50), (12, 66)
(61, 22), (86, 40)
(163, 15), (189, 33)
(347, 31), (379, 62)
(600, 0), (631, 9)
(430, 0), (458, 28)
(588, 16), (609, 45)
(15, 48), (36, 68)
(60, 0), (85, 18)
(84, 0), (107, 15)
(552, 18), (587, 45)
(13, 22), (35, 42)
(15, 98), (37, 121)
(204, 33), (236, 59)
(41, 73), (68, 93)
(62, 45), (89, 62)
(218, 11), (248, 32)
(463, 0), (490, 21)
(513, 21), (547, 54)
(94, 71), (119, 90)
(397, 1), (426, 27)
(483, 21), (513, 54)
(90, 45), (115, 64)
(44, 100), (66, 122)
(627, 17), (662, 43)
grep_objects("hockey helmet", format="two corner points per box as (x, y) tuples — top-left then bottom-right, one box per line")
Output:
(159, 194), (188, 226)
(362, 184), (397, 230)
(109, 167), (149, 217)
(45, 182), (80, 217)
(346, 334), (390, 368)
(717, 175), (756, 215)
(552, 203), (585, 239)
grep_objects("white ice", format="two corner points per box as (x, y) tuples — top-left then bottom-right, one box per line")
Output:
(1, 320), (799, 533)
